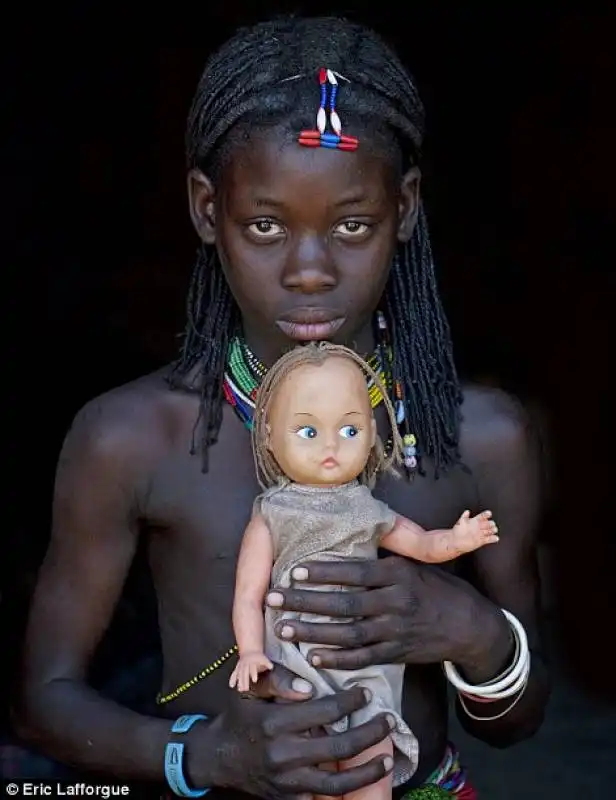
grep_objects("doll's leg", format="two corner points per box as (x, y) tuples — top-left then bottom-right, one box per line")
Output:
(314, 736), (393, 800)
(341, 735), (393, 800)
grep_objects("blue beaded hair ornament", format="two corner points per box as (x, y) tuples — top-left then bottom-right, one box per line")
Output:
(297, 68), (359, 151)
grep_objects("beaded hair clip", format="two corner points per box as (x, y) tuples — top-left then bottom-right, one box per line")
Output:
(298, 68), (359, 151)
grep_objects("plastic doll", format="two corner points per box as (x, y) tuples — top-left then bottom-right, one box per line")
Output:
(229, 342), (499, 798)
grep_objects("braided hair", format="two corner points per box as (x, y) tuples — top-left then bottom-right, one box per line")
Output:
(169, 15), (463, 476)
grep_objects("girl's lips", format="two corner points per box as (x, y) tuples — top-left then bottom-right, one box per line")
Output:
(275, 318), (346, 341)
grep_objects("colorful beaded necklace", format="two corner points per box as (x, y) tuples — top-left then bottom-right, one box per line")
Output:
(223, 337), (391, 428)
(222, 312), (418, 470)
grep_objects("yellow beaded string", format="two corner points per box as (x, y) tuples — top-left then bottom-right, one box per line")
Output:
(368, 379), (387, 408)
(156, 645), (239, 705)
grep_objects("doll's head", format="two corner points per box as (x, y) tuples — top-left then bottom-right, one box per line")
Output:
(252, 342), (402, 489)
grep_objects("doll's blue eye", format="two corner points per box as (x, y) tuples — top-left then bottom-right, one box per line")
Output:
(340, 425), (359, 439)
(297, 426), (317, 439)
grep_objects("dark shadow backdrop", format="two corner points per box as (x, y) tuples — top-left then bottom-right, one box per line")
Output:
(4, 3), (615, 733)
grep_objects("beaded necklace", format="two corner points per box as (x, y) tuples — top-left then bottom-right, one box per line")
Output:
(222, 312), (418, 470)
(223, 336), (391, 431)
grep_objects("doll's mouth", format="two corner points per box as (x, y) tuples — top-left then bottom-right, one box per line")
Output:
(275, 308), (346, 341)
(322, 457), (339, 468)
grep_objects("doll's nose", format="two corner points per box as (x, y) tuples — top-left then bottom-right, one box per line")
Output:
(323, 435), (340, 453)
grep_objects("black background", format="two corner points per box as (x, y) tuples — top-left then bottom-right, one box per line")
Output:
(3, 0), (615, 753)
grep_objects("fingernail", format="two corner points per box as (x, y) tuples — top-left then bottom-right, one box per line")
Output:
(386, 714), (396, 730)
(362, 688), (372, 703)
(292, 567), (309, 581)
(311, 654), (322, 667)
(280, 625), (295, 639)
(383, 756), (394, 771)
(292, 677), (313, 694)
(267, 592), (284, 607)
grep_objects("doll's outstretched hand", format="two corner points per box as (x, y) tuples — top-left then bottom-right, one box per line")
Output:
(229, 651), (274, 692)
(452, 509), (499, 554)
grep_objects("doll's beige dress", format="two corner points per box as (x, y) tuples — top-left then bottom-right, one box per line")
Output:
(256, 480), (418, 786)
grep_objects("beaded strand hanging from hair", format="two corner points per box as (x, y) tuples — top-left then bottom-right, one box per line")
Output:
(375, 310), (417, 471)
(298, 68), (359, 151)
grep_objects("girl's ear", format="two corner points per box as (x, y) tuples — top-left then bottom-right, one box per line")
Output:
(187, 169), (217, 244)
(397, 166), (421, 242)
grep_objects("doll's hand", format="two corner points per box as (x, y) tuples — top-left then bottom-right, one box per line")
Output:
(266, 558), (512, 679)
(229, 651), (274, 692)
(452, 509), (499, 554)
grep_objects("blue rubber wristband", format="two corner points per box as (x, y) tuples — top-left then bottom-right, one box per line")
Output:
(164, 714), (210, 797)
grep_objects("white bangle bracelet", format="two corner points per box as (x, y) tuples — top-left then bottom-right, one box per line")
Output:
(442, 609), (531, 700)
(476, 630), (520, 687)
(457, 676), (529, 721)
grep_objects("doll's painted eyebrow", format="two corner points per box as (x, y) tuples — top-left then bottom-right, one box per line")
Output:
(293, 411), (363, 418)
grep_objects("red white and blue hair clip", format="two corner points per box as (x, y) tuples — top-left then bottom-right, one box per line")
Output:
(297, 68), (359, 152)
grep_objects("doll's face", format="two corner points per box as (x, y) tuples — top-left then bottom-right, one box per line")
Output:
(267, 356), (377, 486)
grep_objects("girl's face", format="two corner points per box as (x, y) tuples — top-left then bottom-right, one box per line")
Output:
(188, 130), (420, 364)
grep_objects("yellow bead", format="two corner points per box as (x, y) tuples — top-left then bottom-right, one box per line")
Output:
(156, 642), (239, 705)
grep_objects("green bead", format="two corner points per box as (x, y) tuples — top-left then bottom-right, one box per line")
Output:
(401, 787), (452, 799)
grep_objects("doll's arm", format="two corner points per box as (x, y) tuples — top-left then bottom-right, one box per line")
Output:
(232, 513), (274, 656)
(380, 510), (499, 563)
(229, 513), (275, 691)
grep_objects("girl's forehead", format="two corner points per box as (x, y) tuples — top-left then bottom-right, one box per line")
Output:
(219, 134), (397, 203)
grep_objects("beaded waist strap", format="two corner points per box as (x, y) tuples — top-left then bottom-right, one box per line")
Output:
(402, 743), (477, 799)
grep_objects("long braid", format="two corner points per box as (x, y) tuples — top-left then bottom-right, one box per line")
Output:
(170, 15), (463, 475)
(168, 247), (237, 469)
(385, 208), (463, 475)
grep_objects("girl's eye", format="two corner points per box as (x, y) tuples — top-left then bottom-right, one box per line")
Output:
(247, 220), (284, 237)
(340, 425), (359, 439)
(334, 221), (370, 238)
(296, 426), (317, 439)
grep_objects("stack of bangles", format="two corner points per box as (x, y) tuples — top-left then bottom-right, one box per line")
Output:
(443, 609), (531, 721)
